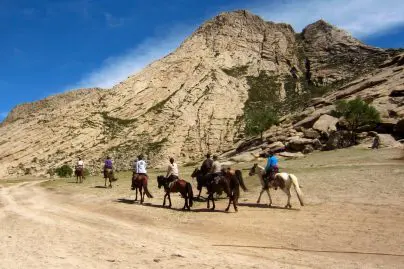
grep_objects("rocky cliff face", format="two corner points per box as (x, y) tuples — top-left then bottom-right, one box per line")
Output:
(0, 10), (401, 178)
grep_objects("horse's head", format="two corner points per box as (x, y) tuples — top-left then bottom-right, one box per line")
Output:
(191, 168), (199, 178)
(157, 175), (165, 189)
(249, 163), (258, 176)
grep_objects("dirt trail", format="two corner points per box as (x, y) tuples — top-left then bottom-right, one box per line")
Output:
(1, 148), (404, 268)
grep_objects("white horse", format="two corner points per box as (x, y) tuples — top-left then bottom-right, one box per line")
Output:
(248, 164), (304, 208)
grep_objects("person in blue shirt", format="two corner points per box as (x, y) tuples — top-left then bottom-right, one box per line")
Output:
(265, 151), (279, 184)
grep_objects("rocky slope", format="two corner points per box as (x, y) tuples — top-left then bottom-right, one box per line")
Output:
(0, 10), (402, 178)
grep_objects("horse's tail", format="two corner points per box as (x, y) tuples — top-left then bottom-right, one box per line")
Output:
(235, 170), (248, 192)
(186, 182), (194, 207)
(143, 182), (153, 198)
(289, 174), (304, 206)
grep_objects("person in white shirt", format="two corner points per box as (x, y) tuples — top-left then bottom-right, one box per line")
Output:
(136, 154), (147, 175)
(76, 157), (84, 170)
(166, 157), (179, 182)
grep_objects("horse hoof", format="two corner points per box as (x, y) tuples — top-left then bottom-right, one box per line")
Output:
(256, 201), (260, 204)
(225, 208), (229, 212)
(268, 204), (272, 207)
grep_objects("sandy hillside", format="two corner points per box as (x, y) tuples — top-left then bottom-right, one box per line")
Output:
(1, 148), (404, 268)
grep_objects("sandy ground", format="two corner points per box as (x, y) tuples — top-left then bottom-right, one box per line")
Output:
(1, 148), (404, 268)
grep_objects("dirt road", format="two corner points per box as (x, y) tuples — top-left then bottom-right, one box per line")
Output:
(1, 148), (404, 268)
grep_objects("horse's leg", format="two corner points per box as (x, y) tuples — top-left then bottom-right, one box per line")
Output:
(225, 195), (231, 212)
(197, 189), (202, 199)
(140, 187), (143, 204)
(163, 193), (167, 206)
(207, 193), (210, 209)
(104, 177), (107, 187)
(283, 188), (292, 208)
(168, 193), (172, 208)
(257, 189), (264, 204)
(266, 189), (273, 206)
(109, 178), (112, 188)
(233, 192), (238, 212)
(135, 188), (138, 201)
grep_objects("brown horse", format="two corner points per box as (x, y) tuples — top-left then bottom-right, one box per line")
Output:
(191, 168), (211, 198)
(206, 169), (247, 212)
(75, 167), (85, 183)
(131, 174), (153, 203)
(104, 168), (118, 188)
(157, 176), (194, 210)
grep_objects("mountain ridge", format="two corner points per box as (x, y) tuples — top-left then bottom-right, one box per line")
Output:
(1, 10), (402, 178)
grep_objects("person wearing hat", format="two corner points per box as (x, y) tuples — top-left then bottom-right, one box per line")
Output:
(200, 153), (213, 176)
(165, 157), (179, 182)
(264, 151), (279, 186)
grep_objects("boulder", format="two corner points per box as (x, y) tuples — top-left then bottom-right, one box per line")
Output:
(303, 144), (314, 154)
(324, 131), (354, 150)
(278, 152), (305, 159)
(302, 128), (320, 139)
(312, 139), (323, 150)
(220, 161), (236, 167)
(286, 138), (315, 152)
(293, 114), (322, 129)
(313, 115), (338, 134)
(236, 138), (263, 153)
(378, 134), (403, 149)
(229, 152), (257, 162)
(266, 141), (285, 151)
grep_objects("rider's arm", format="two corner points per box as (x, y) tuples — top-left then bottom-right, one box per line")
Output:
(265, 158), (271, 171)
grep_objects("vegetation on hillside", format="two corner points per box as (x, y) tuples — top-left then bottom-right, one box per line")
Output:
(55, 165), (73, 177)
(332, 97), (380, 142)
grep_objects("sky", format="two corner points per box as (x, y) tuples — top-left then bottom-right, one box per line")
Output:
(1, 0), (404, 121)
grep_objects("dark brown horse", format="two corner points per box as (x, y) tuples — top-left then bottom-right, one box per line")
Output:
(75, 167), (85, 183)
(206, 169), (247, 212)
(157, 176), (194, 210)
(104, 168), (118, 188)
(191, 168), (209, 198)
(131, 174), (153, 203)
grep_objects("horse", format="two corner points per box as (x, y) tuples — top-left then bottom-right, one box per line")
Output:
(206, 169), (247, 212)
(190, 168), (209, 198)
(104, 168), (118, 188)
(75, 166), (85, 183)
(248, 164), (304, 208)
(131, 174), (153, 204)
(156, 176), (194, 210)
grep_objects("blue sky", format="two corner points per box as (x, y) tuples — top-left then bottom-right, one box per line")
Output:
(1, 0), (404, 121)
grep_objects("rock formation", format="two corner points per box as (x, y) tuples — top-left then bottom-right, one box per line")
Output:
(0, 10), (402, 178)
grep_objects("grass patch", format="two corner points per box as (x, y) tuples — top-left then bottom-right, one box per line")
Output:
(222, 65), (249, 78)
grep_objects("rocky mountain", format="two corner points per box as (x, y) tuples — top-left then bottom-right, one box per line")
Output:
(0, 10), (402, 178)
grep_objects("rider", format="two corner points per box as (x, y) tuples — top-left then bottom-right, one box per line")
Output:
(200, 153), (213, 176)
(76, 157), (84, 171)
(132, 157), (138, 178)
(264, 151), (279, 185)
(166, 157), (179, 182)
(104, 156), (114, 179)
(209, 155), (222, 184)
(136, 154), (147, 177)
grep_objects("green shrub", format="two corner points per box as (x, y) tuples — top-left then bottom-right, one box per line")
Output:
(55, 165), (73, 177)
(333, 98), (380, 132)
(332, 98), (380, 143)
(244, 107), (278, 139)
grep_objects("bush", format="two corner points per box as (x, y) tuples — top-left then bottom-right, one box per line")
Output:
(332, 98), (380, 142)
(83, 168), (90, 177)
(244, 106), (278, 139)
(55, 165), (73, 177)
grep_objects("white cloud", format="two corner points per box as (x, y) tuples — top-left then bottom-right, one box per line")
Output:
(71, 25), (194, 89)
(251, 0), (404, 37)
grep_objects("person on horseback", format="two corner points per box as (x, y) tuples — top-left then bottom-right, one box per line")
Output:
(200, 153), (213, 176)
(136, 154), (147, 177)
(104, 156), (114, 179)
(76, 157), (84, 171)
(132, 157), (138, 178)
(264, 151), (279, 186)
(209, 155), (223, 184)
(166, 157), (179, 182)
